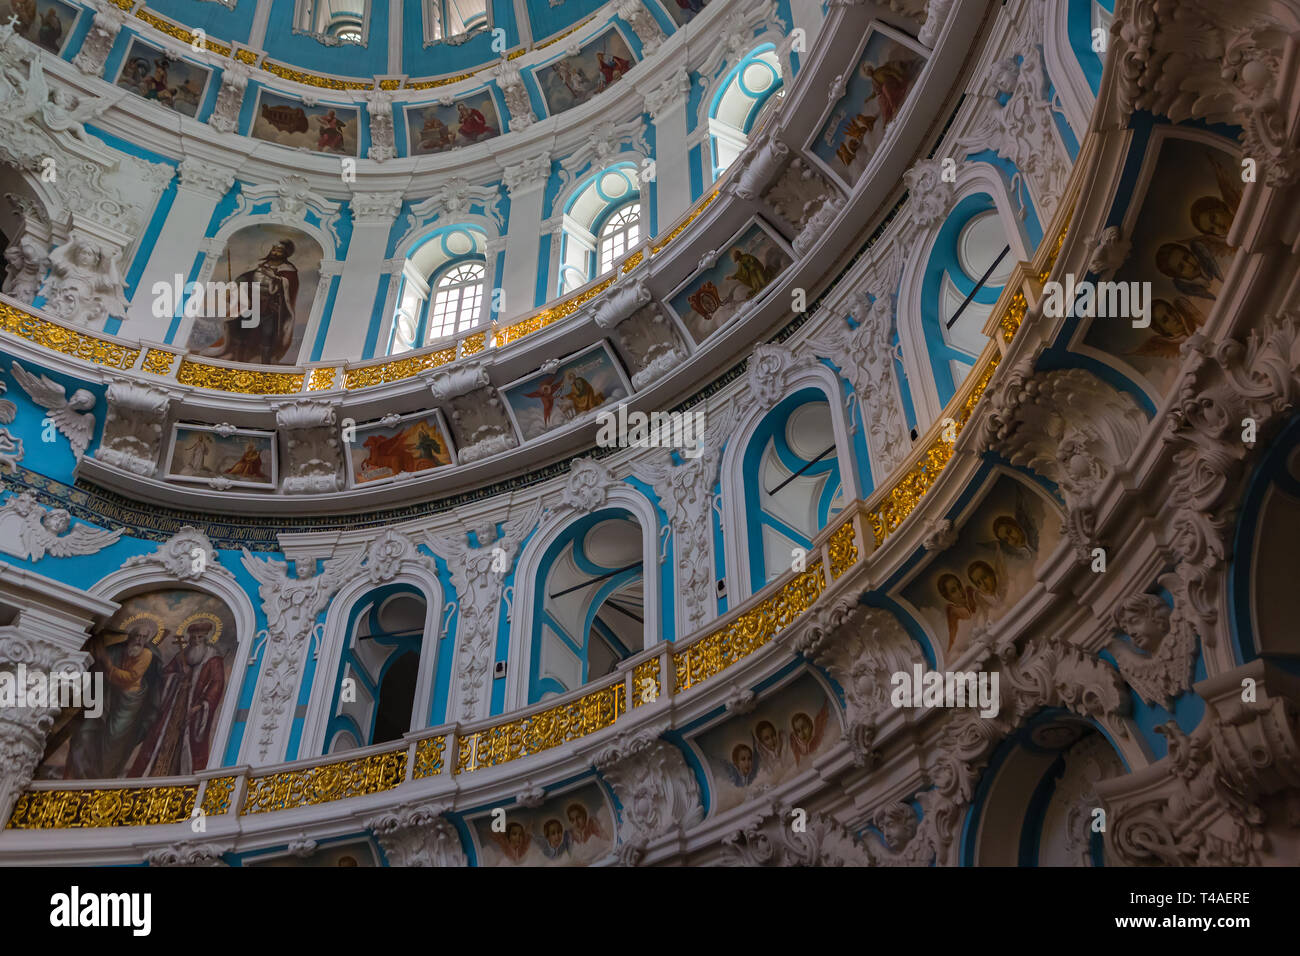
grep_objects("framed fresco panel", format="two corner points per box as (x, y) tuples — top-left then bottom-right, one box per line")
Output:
(665, 216), (793, 345)
(688, 670), (840, 816)
(114, 36), (212, 118)
(896, 471), (1064, 661)
(500, 340), (632, 442)
(534, 25), (637, 117)
(1073, 129), (1242, 400)
(405, 89), (502, 155)
(0, 0), (80, 55)
(468, 782), (615, 866)
(806, 23), (928, 188)
(252, 88), (360, 156)
(164, 423), (278, 490)
(345, 408), (457, 487)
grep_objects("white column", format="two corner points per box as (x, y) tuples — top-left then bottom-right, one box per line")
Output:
(323, 192), (405, 358)
(120, 159), (235, 343)
(643, 72), (692, 232)
(498, 153), (551, 318)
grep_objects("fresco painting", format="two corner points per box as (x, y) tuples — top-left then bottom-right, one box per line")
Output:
(36, 589), (239, 781)
(900, 475), (1063, 659)
(1081, 137), (1241, 396)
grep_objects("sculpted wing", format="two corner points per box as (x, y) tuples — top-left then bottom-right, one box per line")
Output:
(44, 522), (122, 557)
(10, 362), (96, 459)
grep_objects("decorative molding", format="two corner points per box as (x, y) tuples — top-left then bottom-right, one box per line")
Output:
(122, 526), (233, 580)
(274, 399), (344, 494)
(368, 801), (467, 866)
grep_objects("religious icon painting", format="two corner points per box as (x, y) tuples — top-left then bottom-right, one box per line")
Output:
(806, 23), (928, 188)
(164, 423), (278, 490)
(184, 223), (324, 367)
(499, 340), (632, 442)
(895, 470), (1064, 662)
(345, 409), (457, 487)
(1073, 129), (1242, 400)
(666, 217), (793, 345)
(534, 25), (637, 116)
(688, 669), (840, 815)
(404, 89), (502, 155)
(251, 88), (360, 156)
(114, 36), (212, 119)
(34, 587), (239, 781)
(0, 0), (80, 55)
(469, 782), (616, 866)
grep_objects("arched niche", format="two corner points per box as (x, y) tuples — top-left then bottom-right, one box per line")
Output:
(182, 221), (332, 367)
(708, 44), (784, 180)
(300, 561), (444, 757)
(719, 366), (861, 604)
(506, 486), (664, 710)
(964, 712), (1126, 866)
(896, 165), (1034, 426)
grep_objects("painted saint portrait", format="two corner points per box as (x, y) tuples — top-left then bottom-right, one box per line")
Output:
(662, 0), (710, 27)
(501, 342), (631, 441)
(0, 0), (79, 54)
(668, 219), (793, 344)
(115, 37), (211, 118)
(185, 224), (324, 366)
(406, 91), (501, 155)
(811, 27), (926, 186)
(900, 475), (1063, 659)
(36, 589), (238, 781)
(252, 89), (360, 156)
(695, 672), (838, 814)
(472, 784), (614, 866)
(347, 410), (456, 485)
(537, 27), (636, 116)
(1080, 136), (1241, 397)
(166, 424), (277, 489)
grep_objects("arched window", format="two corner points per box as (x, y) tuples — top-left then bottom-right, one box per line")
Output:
(742, 392), (845, 591)
(325, 586), (430, 754)
(709, 45), (784, 179)
(559, 164), (644, 295)
(296, 0), (370, 45)
(598, 205), (641, 274)
(427, 261), (485, 340)
(424, 0), (490, 42)
(388, 225), (490, 355)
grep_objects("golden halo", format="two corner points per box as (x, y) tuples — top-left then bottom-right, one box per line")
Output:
(177, 611), (223, 645)
(105, 612), (166, 646)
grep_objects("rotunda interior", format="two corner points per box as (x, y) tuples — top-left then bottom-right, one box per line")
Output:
(0, 0), (1296, 891)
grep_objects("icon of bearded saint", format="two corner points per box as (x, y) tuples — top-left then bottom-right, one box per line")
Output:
(203, 240), (300, 365)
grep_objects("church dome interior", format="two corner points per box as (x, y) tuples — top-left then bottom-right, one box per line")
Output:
(0, 0), (1297, 894)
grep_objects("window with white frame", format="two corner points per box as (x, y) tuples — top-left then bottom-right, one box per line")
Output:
(295, 0), (370, 45)
(424, 0), (490, 43)
(598, 205), (641, 275)
(426, 261), (485, 341)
